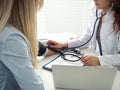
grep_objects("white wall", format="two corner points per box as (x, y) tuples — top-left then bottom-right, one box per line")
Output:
(37, 0), (92, 36)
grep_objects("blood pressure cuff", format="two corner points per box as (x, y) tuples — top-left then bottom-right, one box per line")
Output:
(38, 41), (47, 56)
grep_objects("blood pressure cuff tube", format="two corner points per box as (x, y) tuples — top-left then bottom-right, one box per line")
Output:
(38, 42), (47, 56)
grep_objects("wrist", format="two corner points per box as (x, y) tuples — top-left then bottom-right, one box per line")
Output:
(63, 43), (68, 49)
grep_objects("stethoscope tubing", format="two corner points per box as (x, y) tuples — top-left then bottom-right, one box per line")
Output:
(67, 10), (100, 49)
(47, 10), (102, 62)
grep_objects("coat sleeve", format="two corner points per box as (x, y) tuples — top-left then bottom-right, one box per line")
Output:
(67, 16), (95, 49)
(1, 33), (45, 90)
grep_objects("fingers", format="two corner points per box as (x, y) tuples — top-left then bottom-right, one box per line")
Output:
(81, 55), (91, 66)
(81, 55), (89, 62)
(47, 40), (68, 49)
(47, 40), (57, 46)
(47, 40), (59, 48)
(81, 55), (100, 66)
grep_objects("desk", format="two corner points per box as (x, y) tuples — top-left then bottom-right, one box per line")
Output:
(37, 48), (120, 90)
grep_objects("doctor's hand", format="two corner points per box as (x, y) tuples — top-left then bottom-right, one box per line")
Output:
(81, 55), (100, 66)
(47, 40), (68, 49)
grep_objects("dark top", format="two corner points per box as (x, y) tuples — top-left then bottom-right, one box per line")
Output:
(38, 42), (47, 56)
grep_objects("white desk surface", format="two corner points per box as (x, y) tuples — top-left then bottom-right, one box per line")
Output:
(37, 48), (120, 90)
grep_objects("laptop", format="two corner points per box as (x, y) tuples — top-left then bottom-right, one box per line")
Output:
(52, 65), (117, 90)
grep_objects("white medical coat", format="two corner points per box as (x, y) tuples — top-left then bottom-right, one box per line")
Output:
(68, 9), (120, 70)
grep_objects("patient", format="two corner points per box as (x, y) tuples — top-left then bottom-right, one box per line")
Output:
(0, 0), (44, 90)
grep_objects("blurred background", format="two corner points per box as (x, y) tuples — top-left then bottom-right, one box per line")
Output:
(37, 0), (94, 37)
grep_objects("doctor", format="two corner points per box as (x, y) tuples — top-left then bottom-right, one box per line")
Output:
(47, 0), (120, 70)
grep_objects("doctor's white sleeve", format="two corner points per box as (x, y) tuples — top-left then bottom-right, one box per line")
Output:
(67, 16), (94, 49)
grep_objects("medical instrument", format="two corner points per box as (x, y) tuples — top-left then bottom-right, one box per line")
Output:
(47, 9), (105, 61)
(47, 46), (83, 62)
(68, 10), (106, 56)
(68, 10), (104, 49)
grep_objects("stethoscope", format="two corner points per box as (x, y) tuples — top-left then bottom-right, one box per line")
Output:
(67, 9), (103, 49)
(47, 10), (103, 62)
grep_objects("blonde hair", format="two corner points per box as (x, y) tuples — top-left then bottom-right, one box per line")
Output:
(0, 0), (14, 30)
(0, 0), (44, 68)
